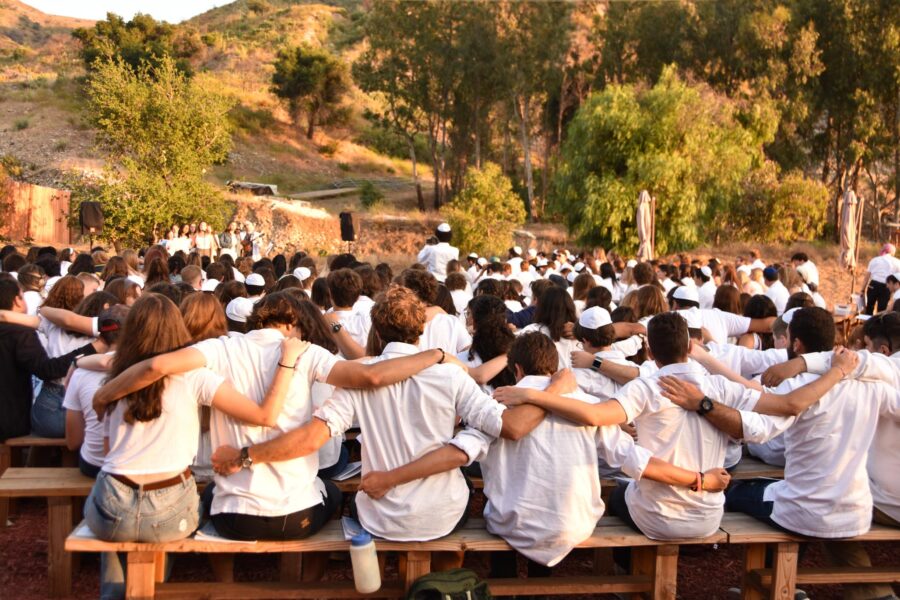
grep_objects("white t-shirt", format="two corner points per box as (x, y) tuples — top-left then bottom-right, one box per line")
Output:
(866, 254), (900, 284)
(519, 323), (582, 370)
(740, 374), (900, 538)
(417, 243), (459, 283)
(102, 368), (222, 475)
(419, 312), (472, 354)
(449, 289), (471, 321)
(330, 308), (371, 350)
(314, 341), (504, 541)
(62, 366), (109, 468)
(478, 375), (650, 567)
(38, 317), (96, 384)
(615, 361), (760, 540)
(573, 350), (630, 401)
(764, 280), (790, 314)
(24, 290), (42, 316)
(678, 307), (751, 345)
(698, 281), (717, 310)
(194, 329), (339, 517)
(795, 261), (819, 286)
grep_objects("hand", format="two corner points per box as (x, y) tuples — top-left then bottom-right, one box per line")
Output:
(211, 446), (242, 476)
(92, 384), (115, 422)
(658, 376), (704, 411)
(442, 353), (469, 373)
(562, 322), (576, 340)
(281, 338), (310, 366)
(761, 361), (802, 388)
(570, 350), (595, 369)
(360, 471), (395, 499)
(830, 346), (858, 378)
(688, 340), (711, 361)
(619, 422), (638, 440)
(493, 385), (535, 407)
(63, 364), (76, 389)
(701, 468), (731, 492)
(548, 368), (578, 394)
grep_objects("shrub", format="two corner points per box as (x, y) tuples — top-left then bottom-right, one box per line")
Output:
(443, 163), (526, 256)
(337, 162), (351, 172)
(14, 119), (29, 130)
(359, 181), (384, 209)
(317, 142), (338, 156)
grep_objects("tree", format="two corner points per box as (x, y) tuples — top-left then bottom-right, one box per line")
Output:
(72, 12), (200, 75)
(76, 56), (234, 248)
(443, 163), (525, 256)
(271, 45), (350, 140)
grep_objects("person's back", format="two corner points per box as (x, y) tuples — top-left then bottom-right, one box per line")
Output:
(419, 311), (471, 354)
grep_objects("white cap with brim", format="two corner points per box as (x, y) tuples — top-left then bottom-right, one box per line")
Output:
(245, 273), (265, 287)
(672, 285), (700, 304)
(201, 278), (220, 292)
(437, 223), (451, 233)
(225, 297), (254, 323)
(293, 267), (311, 281)
(579, 306), (612, 329)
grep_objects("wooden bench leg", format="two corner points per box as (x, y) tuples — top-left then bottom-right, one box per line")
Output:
(631, 547), (654, 600)
(47, 496), (73, 598)
(742, 544), (766, 600)
(125, 551), (157, 600)
(401, 551), (431, 592)
(280, 552), (302, 582)
(652, 545), (678, 600)
(593, 547), (614, 575)
(208, 554), (235, 583)
(154, 551), (166, 583)
(771, 542), (798, 600)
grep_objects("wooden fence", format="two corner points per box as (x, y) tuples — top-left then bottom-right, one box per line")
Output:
(0, 181), (73, 245)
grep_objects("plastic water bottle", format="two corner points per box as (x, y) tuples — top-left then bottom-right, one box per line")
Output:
(350, 531), (381, 593)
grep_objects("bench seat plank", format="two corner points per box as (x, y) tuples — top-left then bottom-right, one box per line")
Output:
(154, 581), (405, 599)
(720, 513), (900, 543)
(4, 436), (69, 448)
(486, 575), (652, 596)
(752, 567), (900, 586)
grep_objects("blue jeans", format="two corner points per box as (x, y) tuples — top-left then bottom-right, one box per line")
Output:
(31, 382), (66, 438)
(725, 479), (783, 531)
(85, 471), (200, 599)
(317, 445), (350, 480)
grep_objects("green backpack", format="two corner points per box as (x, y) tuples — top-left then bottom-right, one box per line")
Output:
(405, 568), (492, 600)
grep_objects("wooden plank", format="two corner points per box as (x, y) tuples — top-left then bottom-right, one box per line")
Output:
(651, 545), (679, 600)
(771, 542), (798, 600)
(753, 567), (900, 586)
(154, 581), (405, 599)
(279, 552), (301, 583)
(5, 436), (69, 448)
(125, 551), (157, 600)
(47, 496), (73, 598)
(486, 575), (652, 596)
(402, 550), (431, 591)
(729, 457), (784, 480)
(741, 544), (766, 600)
(154, 551), (166, 583)
(720, 513), (900, 543)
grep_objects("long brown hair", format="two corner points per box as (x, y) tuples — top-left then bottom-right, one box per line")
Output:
(42, 275), (84, 310)
(100, 256), (128, 282)
(109, 294), (191, 423)
(180, 292), (227, 343)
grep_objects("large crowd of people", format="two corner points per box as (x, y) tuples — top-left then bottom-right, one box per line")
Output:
(0, 221), (897, 600)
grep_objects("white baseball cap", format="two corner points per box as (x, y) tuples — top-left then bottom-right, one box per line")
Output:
(225, 297), (254, 323)
(293, 267), (311, 281)
(579, 306), (612, 329)
(437, 223), (451, 233)
(672, 286), (700, 303)
(700, 266), (712, 278)
(201, 278), (220, 292)
(245, 273), (265, 287)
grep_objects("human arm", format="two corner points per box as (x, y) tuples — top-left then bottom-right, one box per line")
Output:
(465, 354), (508, 385)
(689, 343), (762, 391)
(0, 310), (40, 328)
(641, 458), (731, 492)
(570, 351), (640, 384)
(212, 418), (332, 475)
(506, 305), (536, 329)
(16, 330), (101, 381)
(497, 369), (578, 440)
(360, 445), (469, 499)
(494, 383), (628, 428)
(325, 348), (446, 388)
(65, 410), (85, 451)
(752, 349), (857, 416)
(73, 353), (114, 372)
(612, 322), (646, 338)
(747, 316), (776, 334)
(38, 307), (97, 337)
(322, 312), (366, 360)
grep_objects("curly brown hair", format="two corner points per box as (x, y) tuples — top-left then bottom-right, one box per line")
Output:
(42, 275), (84, 310)
(371, 285), (425, 346)
(399, 268), (439, 305)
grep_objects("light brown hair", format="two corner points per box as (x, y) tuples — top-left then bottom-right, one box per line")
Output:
(180, 292), (228, 343)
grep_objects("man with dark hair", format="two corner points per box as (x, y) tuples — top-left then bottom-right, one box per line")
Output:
(417, 223), (459, 283)
(763, 266), (789, 314)
(0, 277), (102, 441)
(632, 262), (656, 288)
(326, 268), (369, 349)
(669, 285), (774, 344)
(790, 252), (818, 287)
(328, 253), (358, 272)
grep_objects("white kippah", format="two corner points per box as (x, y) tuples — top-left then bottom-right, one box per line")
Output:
(245, 273), (265, 287)
(700, 265), (712, 278)
(201, 278), (220, 292)
(225, 297), (254, 323)
(437, 223), (451, 233)
(672, 285), (700, 303)
(573, 262), (585, 272)
(468, 252), (478, 259)
(527, 248), (537, 258)
(566, 271), (577, 283)
(626, 259), (637, 268)
(579, 306), (612, 330)
(293, 267), (312, 281)
(477, 257), (487, 266)
(782, 307), (800, 325)
(512, 246), (522, 256)
(890, 271), (900, 282)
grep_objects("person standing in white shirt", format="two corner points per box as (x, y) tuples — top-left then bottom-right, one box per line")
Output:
(861, 243), (900, 314)
(325, 269), (370, 355)
(506, 246), (523, 275)
(695, 265), (717, 309)
(416, 223), (459, 283)
(790, 252), (819, 286)
(763, 267), (789, 314)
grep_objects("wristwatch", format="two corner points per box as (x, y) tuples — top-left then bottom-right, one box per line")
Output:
(331, 322), (343, 334)
(591, 356), (604, 371)
(697, 396), (715, 416)
(239, 446), (253, 469)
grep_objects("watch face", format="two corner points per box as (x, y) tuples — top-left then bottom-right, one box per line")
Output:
(700, 398), (713, 413)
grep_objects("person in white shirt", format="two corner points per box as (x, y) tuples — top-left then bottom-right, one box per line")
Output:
(762, 267), (789, 314)
(884, 272), (900, 310)
(211, 286), (556, 570)
(861, 243), (900, 314)
(694, 265), (717, 309)
(241, 222), (265, 262)
(506, 246), (523, 275)
(520, 285), (581, 369)
(326, 268), (370, 354)
(64, 305), (128, 478)
(400, 269), (471, 354)
(572, 306), (631, 401)
(661, 307), (897, 600)
(86, 293), (302, 598)
(18, 264), (45, 316)
(790, 252), (819, 287)
(416, 223), (459, 283)
(445, 272), (472, 323)
(457, 294), (515, 394)
(495, 311), (842, 541)
(95, 291), (452, 546)
(669, 285), (775, 345)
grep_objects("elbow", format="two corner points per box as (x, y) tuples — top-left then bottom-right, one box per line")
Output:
(783, 403), (804, 417)
(361, 367), (384, 388)
(501, 423), (528, 441)
(147, 356), (167, 375)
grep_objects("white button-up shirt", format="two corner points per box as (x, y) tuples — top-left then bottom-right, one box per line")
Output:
(574, 350), (631, 400)
(739, 374), (900, 538)
(615, 361), (760, 540)
(678, 307), (751, 345)
(866, 255), (900, 284)
(195, 330), (338, 517)
(707, 342), (788, 380)
(478, 375), (650, 567)
(417, 242), (459, 283)
(764, 280), (790, 314)
(519, 323), (582, 370)
(314, 342), (504, 541)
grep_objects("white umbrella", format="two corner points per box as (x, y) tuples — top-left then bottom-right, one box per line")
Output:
(636, 189), (654, 261)
(839, 189), (858, 271)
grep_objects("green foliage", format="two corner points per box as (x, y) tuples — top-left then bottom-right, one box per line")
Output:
(0, 154), (25, 179)
(228, 104), (276, 134)
(443, 163), (525, 256)
(72, 13), (200, 76)
(271, 44), (350, 139)
(83, 56), (234, 247)
(359, 181), (384, 209)
(14, 119), (29, 130)
(552, 67), (766, 254)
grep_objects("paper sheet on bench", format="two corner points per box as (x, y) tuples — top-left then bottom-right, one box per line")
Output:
(331, 461), (362, 481)
(341, 517), (381, 541)
(74, 523), (97, 539)
(194, 521), (257, 544)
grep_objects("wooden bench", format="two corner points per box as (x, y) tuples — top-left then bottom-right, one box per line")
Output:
(65, 516), (726, 599)
(0, 436), (75, 528)
(719, 513), (900, 600)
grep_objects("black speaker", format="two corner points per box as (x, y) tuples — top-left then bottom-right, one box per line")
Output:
(80, 202), (104, 233)
(339, 212), (355, 242)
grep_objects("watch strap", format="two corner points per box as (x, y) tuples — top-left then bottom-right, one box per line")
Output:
(591, 356), (604, 371)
